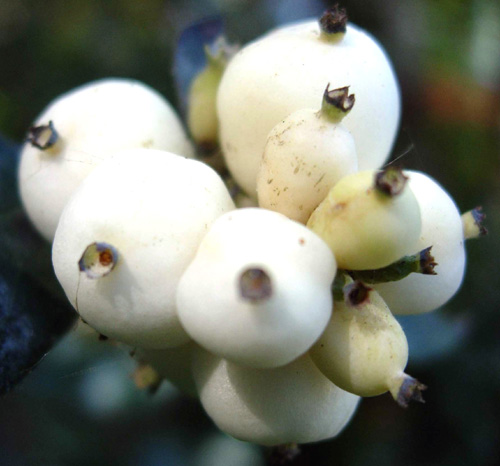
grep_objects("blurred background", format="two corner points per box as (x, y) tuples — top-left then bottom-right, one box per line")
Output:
(0, 0), (499, 465)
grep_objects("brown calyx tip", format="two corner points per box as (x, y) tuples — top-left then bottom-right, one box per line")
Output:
(472, 206), (488, 236)
(375, 166), (408, 197)
(78, 242), (119, 279)
(319, 4), (348, 35)
(26, 120), (59, 150)
(239, 267), (273, 303)
(420, 246), (438, 275)
(344, 280), (372, 306)
(324, 84), (355, 113)
(396, 374), (427, 408)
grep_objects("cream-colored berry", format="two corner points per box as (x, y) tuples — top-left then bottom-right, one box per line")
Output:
(372, 171), (466, 314)
(257, 86), (358, 224)
(177, 208), (336, 368)
(52, 149), (234, 349)
(217, 16), (400, 197)
(193, 348), (360, 445)
(310, 282), (425, 406)
(307, 168), (421, 270)
(19, 78), (194, 241)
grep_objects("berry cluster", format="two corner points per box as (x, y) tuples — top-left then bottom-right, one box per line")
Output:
(18, 7), (485, 447)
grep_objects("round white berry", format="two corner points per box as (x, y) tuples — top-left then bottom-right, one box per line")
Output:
(52, 149), (234, 349)
(372, 171), (466, 314)
(307, 168), (422, 270)
(257, 87), (358, 224)
(217, 17), (400, 197)
(177, 208), (336, 368)
(19, 78), (194, 241)
(311, 284), (411, 399)
(193, 348), (360, 445)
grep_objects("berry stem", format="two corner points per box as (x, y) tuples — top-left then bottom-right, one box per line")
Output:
(347, 246), (437, 284)
(332, 271), (349, 301)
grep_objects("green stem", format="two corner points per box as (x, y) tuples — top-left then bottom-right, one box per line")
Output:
(347, 246), (437, 284)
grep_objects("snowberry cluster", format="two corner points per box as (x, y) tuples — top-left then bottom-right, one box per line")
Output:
(18, 7), (485, 447)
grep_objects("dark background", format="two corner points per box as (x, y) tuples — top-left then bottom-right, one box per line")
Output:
(1, 0), (499, 465)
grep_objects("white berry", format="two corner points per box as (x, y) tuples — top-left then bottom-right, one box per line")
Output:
(307, 168), (422, 270)
(310, 282), (425, 406)
(257, 86), (358, 224)
(19, 78), (194, 241)
(177, 208), (336, 368)
(193, 348), (360, 445)
(52, 149), (234, 348)
(372, 171), (466, 314)
(217, 14), (400, 197)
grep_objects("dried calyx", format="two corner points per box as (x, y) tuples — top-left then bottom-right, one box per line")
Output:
(392, 374), (427, 409)
(78, 242), (119, 279)
(344, 280), (372, 306)
(239, 267), (273, 303)
(375, 166), (408, 197)
(27, 120), (59, 150)
(462, 206), (488, 239)
(321, 84), (355, 123)
(319, 4), (348, 39)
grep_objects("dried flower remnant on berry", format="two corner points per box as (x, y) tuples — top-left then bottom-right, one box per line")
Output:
(344, 280), (372, 306)
(26, 121), (59, 150)
(239, 267), (272, 303)
(462, 206), (488, 239)
(375, 166), (408, 197)
(319, 5), (348, 36)
(394, 375), (427, 408)
(321, 84), (355, 123)
(78, 242), (119, 279)
(323, 85), (355, 112)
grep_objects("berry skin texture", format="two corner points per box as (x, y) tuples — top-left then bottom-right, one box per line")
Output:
(177, 208), (336, 369)
(372, 171), (466, 314)
(217, 19), (400, 197)
(19, 79), (194, 241)
(257, 104), (357, 224)
(52, 149), (234, 349)
(310, 285), (413, 400)
(307, 169), (422, 270)
(192, 348), (360, 446)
